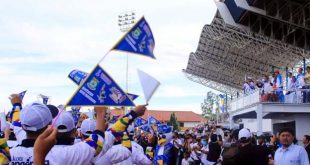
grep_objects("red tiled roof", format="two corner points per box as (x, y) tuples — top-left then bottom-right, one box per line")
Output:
(110, 109), (208, 123)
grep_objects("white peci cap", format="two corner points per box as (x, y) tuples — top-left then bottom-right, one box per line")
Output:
(20, 101), (53, 131)
(80, 118), (96, 136)
(53, 111), (75, 133)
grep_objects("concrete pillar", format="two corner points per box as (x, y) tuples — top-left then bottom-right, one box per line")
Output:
(229, 114), (233, 130)
(256, 105), (263, 136)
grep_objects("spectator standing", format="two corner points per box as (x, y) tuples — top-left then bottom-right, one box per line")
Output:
(274, 128), (309, 165)
(304, 66), (310, 103)
(206, 134), (222, 165)
(234, 128), (269, 165)
(303, 135), (310, 163)
(274, 70), (284, 102)
(296, 68), (306, 103)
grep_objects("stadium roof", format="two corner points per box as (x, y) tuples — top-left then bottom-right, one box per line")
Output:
(217, 0), (310, 50)
(184, 9), (310, 96)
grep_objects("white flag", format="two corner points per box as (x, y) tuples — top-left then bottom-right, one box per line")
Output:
(0, 112), (6, 132)
(137, 69), (160, 103)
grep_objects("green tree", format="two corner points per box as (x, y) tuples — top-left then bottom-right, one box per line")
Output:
(168, 112), (180, 131)
(201, 91), (220, 121)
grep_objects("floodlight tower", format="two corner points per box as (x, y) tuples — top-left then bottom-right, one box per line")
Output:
(118, 11), (136, 114)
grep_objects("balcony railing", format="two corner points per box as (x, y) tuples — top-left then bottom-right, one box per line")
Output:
(230, 88), (310, 111)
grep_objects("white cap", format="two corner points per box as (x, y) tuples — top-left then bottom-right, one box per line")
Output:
(80, 118), (96, 136)
(20, 101), (53, 131)
(238, 128), (252, 140)
(53, 111), (75, 133)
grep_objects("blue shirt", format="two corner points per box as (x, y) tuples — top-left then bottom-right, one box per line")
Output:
(275, 144), (310, 165)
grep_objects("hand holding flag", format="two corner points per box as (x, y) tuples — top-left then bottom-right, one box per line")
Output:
(66, 65), (135, 107)
(68, 69), (139, 101)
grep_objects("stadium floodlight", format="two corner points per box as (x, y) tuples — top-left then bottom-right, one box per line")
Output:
(118, 11), (136, 32)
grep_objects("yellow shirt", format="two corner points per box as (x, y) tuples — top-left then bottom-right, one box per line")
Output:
(305, 73), (310, 85)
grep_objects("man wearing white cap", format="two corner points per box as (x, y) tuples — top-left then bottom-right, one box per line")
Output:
(51, 110), (131, 164)
(233, 128), (269, 165)
(10, 101), (54, 164)
(9, 96), (147, 165)
(80, 118), (96, 138)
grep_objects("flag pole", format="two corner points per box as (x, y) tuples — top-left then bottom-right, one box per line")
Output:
(97, 50), (112, 65)
(118, 11), (136, 115)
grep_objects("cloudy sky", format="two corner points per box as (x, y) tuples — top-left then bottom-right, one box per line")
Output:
(0, 0), (217, 113)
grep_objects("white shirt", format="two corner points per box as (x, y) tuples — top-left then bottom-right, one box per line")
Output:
(288, 77), (293, 90)
(94, 144), (131, 165)
(7, 140), (18, 148)
(10, 141), (96, 165)
(297, 74), (305, 88)
(274, 144), (310, 165)
(13, 126), (26, 144)
(171, 138), (182, 149)
(263, 82), (273, 93)
(200, 145), (209, 165)
(181, 158), (190, 165)
(190, 143), (200, 160)
(108, 141), (152, 165)
(10, 131), (112, 165)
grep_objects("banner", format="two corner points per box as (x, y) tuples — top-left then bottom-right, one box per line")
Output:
(68, 69), (88, 85)
(219, 94), (225, 113)
(39, 94), (49, 105)
(134, 117), (147, 128)
(140, 124), (151, 133)
(147, 116), (161, 125)
(127, 93), (139, 101)
(137, 69), (160, 103)
(157, 124), (172, 134)
(67, 65), (135, 107)
(71, 107), (81, 125)
(18, 90), (27, 100)
(69, 70), (139, 101)
(112, 17), (155, 59)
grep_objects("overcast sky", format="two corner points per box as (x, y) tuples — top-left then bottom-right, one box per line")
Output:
(0, 0), (217, 113)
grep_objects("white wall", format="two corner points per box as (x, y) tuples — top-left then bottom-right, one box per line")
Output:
(243, 119), (272, 133)
(184, 122), (200, 128)
(271, 114), (310, 144)
(294, 114), (310, 142)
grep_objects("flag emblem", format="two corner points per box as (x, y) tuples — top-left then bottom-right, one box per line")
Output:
(87, 77), (99, 91)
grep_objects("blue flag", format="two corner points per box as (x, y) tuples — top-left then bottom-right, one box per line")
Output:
(134, 117), (147, 128)
(112, 17), (155, 59)
(110, 115), (120, 124)
(140, 124), (151, 133)
(67, 65), (135, 107)
(40, 94), (49, 105)
(127, 93), (139, 101)
(68, 69), (139, 102)
(147, 116), (160, 125)
(71, 107), (81, 125)
(19, 90), (27, 100)
(68, 69), (88, 85)
(157, 124), (172, 134)
(219, 94), (225, 113)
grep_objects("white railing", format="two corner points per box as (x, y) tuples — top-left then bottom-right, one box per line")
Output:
(230, 88), (310, 111)
(230, 90), (260, 111)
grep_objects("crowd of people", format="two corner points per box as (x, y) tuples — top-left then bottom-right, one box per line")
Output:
(134, 124), (310, 165)
(242, 66), (310, 103)
(0, 93), (310, 165)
